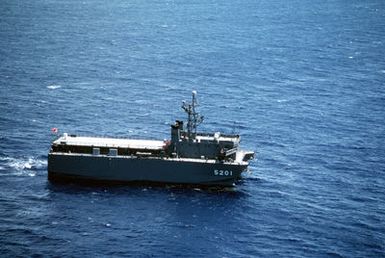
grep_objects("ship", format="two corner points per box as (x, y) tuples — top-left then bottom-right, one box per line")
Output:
(48, 91), (254, 186)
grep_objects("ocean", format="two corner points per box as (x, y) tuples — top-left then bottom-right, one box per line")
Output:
(1, 0), (384, 257)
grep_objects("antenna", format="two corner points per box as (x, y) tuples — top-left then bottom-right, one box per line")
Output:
(181, 91), (204, 140)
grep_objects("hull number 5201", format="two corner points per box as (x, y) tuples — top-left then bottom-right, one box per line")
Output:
(214, 169), (233, 176)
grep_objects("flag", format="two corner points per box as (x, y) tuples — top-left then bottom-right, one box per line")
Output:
(51, 127), (58, 134)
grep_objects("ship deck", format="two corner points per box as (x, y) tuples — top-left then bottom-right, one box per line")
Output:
(53, 135), (165, 150)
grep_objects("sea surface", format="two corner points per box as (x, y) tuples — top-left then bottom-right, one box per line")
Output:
(1, 0), (385, 257)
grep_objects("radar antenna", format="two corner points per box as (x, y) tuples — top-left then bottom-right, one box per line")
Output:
(182, 90), (204, 140)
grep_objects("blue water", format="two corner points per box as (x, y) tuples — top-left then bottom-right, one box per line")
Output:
(1, 0), (385, 257)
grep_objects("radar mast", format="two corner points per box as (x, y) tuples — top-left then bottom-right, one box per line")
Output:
(182, 91), (204, 140)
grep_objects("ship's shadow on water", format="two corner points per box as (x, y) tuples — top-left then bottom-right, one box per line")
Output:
(45, 179), (253, 197)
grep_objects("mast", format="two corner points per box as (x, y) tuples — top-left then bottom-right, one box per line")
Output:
(182, 91), (204, 140)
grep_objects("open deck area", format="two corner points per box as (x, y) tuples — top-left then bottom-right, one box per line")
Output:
(53, 134), (165, 150)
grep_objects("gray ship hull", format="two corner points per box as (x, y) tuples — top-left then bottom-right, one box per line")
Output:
(48, 153), (248, 186)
